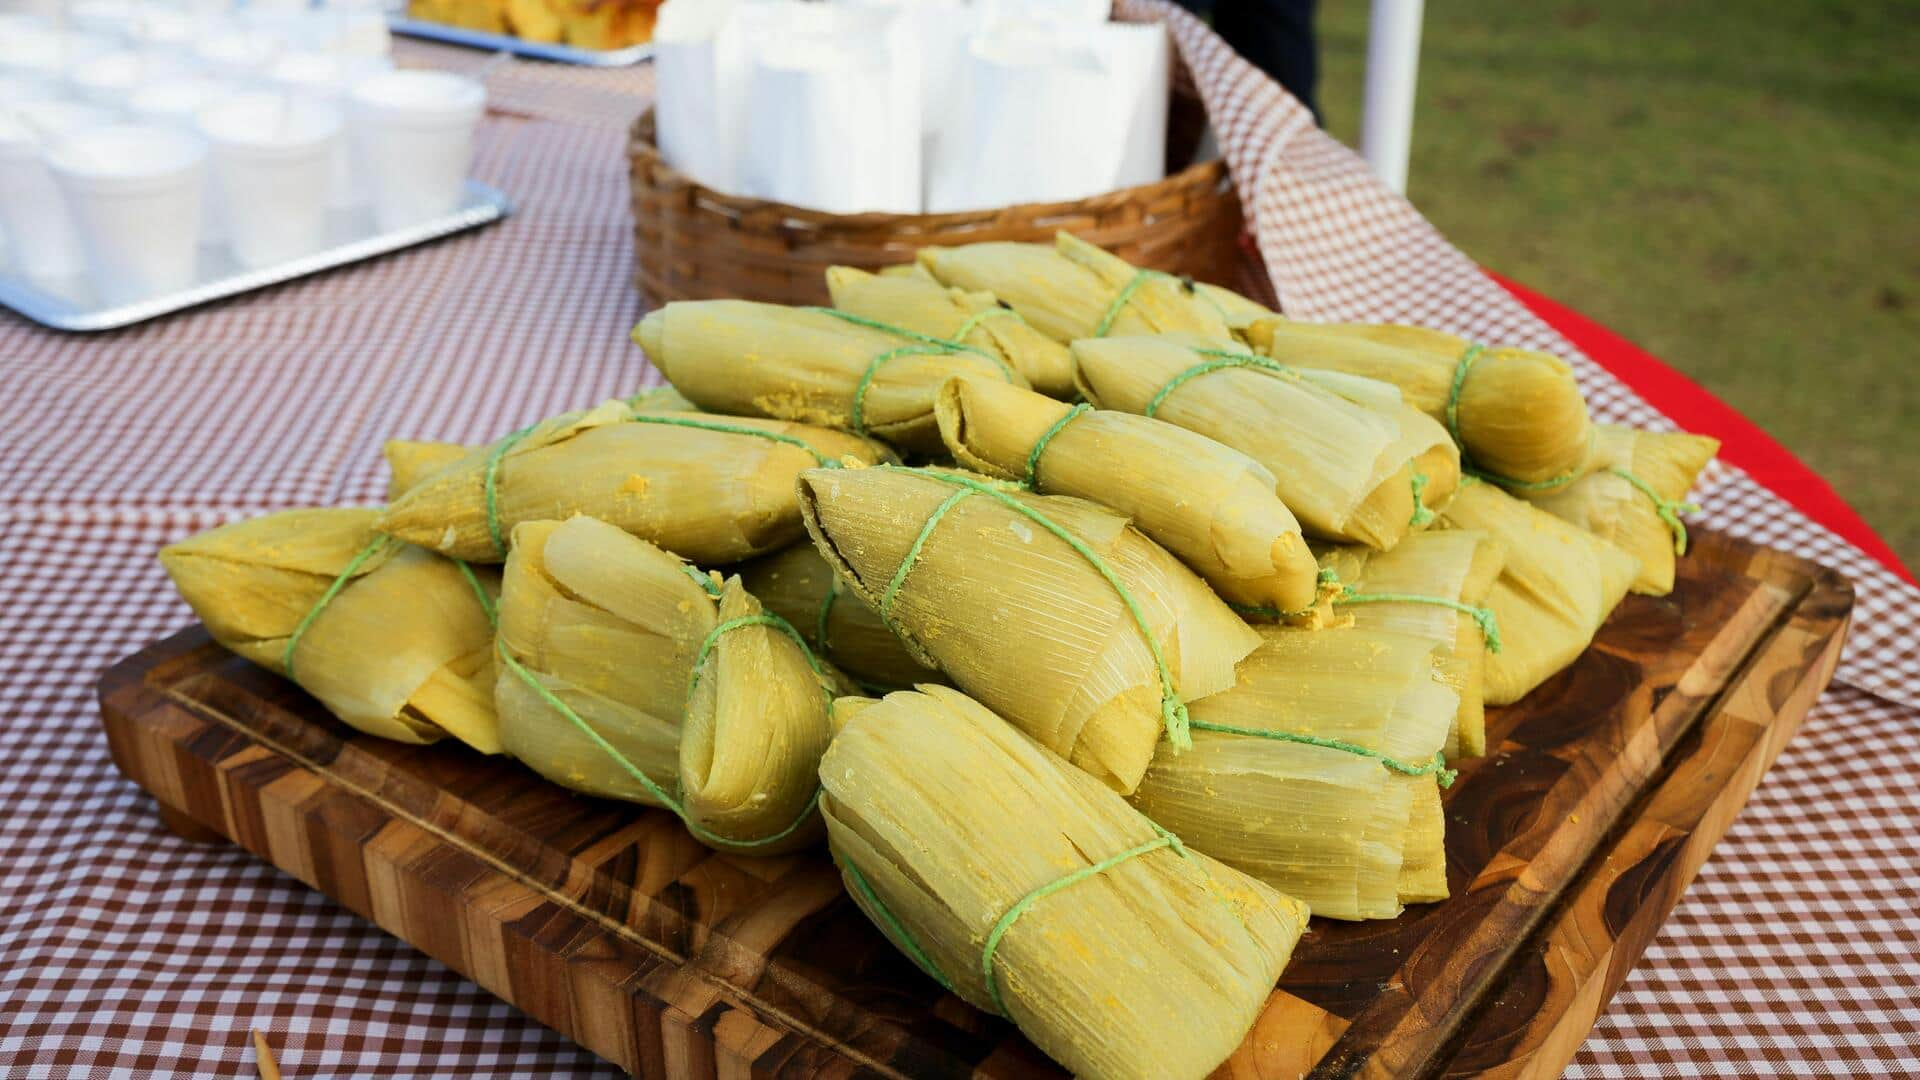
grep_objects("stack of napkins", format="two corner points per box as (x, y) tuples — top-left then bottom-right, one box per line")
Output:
(653, 0), (1171, 214)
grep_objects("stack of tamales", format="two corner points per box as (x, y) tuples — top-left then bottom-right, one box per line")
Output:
(157, 233), (1723, 1080)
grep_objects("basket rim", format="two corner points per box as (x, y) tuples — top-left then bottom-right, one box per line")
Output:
(629, 109), (1230, 228)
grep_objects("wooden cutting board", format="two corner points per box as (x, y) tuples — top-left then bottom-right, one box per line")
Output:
(98, 530), (1851, 1079)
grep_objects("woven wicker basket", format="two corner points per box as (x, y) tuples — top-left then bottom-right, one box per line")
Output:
(628, 109), (1243, 308)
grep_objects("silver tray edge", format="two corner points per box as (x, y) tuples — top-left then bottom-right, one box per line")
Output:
(387, 16), (654, 66)
(0, 181), (512, 333)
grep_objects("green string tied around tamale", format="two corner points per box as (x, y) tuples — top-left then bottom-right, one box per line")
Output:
(1608, 466), (1700, 555)
(870, 465), (1195, 751)
(837, 819), (1193, 1016)
(490, 559), (835, 850)
(803, 308), (1019, 437)
(1446, 342), (1579, 492)
(1143, 349), (1304, 419)
(479, 412), (851, 559)
(281, 535), (397, 681)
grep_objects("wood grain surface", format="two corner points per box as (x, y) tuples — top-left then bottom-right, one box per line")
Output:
(97, 530), (1851, 1079)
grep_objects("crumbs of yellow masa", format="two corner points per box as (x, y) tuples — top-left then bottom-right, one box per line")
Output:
(622, 474), (650, 496)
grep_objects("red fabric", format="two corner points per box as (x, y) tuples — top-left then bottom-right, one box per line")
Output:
(1491, 272), (1916, 586)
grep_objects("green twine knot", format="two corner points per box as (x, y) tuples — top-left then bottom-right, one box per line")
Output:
(1409, 472), (1434, 527)
(282, 536), (394, 680)
(1608, 466), (1699, 554)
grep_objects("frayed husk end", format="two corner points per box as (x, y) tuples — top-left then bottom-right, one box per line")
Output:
(1457, 349), (1593, 486)
(162, 507), (497, 748)
(384, 439), (471, 500)
(679, 578), (831, 854)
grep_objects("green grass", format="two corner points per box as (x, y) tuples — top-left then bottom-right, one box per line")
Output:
(1315, 0), (1920, 570)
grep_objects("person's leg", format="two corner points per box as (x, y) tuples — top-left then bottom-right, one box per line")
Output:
(1211, 0), (1321, 121)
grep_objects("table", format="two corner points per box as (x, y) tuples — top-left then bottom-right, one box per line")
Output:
(2, 9), (1916, 1076)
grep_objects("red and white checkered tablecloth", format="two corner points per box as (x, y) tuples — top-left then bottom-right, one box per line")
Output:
(1, 12), (1914, 1077)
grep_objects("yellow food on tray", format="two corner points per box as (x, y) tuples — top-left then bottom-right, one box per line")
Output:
(151, 231), (1727, 1080)
(408, 0), (658, 50)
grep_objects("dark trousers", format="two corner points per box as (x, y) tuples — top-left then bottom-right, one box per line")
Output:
(1175, 0), (1321, 122)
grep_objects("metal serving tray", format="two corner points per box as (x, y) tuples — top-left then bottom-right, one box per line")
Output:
(387, 16), (653, 66)
(0, 181), (510, 333)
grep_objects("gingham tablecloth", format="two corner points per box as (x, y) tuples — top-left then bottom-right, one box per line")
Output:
(2, 14), (1915, 1077)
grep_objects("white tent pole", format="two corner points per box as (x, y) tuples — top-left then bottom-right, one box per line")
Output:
(1359, 0), (1424, 195)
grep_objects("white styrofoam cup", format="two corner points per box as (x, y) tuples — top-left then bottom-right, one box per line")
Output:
(349, 70), (484, 232)
(0, 100), (117, 281)
(44, 122), (206, 304)
(195, 94), (342, 268)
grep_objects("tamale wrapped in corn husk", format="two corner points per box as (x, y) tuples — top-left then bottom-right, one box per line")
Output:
(377, 400), (888, 564)
(495, 516), (835, 853)
(1525, 425), (1718, 595)
(632, 300), (1029, 454)
(1247, 317), (1594, 487)
(1129, 625), (1460, 920)
(822, 684), (1309, 1080)
(826, 266), (1077, 399)
(799, 464), (1261, 794)
(159, 507), (501, 752)
(737, 543), (944, 692)
(1438, 480), (1640, 705)
(1073, 335), (1437, 550)
(1316, 530), (1506, 757)
(915, 232), (1240, 345)
(384, 439), (469, 499)
(935, 375), (1322, 613)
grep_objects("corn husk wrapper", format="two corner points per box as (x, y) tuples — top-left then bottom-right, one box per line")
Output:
(935, 375), (1322, 613)
(1248, 318), (1594, 487)
(495, 516), (834, 853)
(380, 390), (702, 502)
(630, 384), (703, 414)
(633, 300), (1029, 454)
(915, 232), (1238, 345)
(159, 507), (501, 752)
(822, 684), (1308, 1080)
(384, 440), (470, 500)
(737, 543), (944, 692)
(1130, 625), (1459, 920)
(826, 266), (1077, 399)
(1317, 530), (1507, 758)
(1193, 280), (1278, 332)
(1073, 335), (1426, 550)
(1525, 425), (1718, 595)
(377, 400), (887, 564)
(1438, 481), (1640, 705)
(800, 465), (1261, 794)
